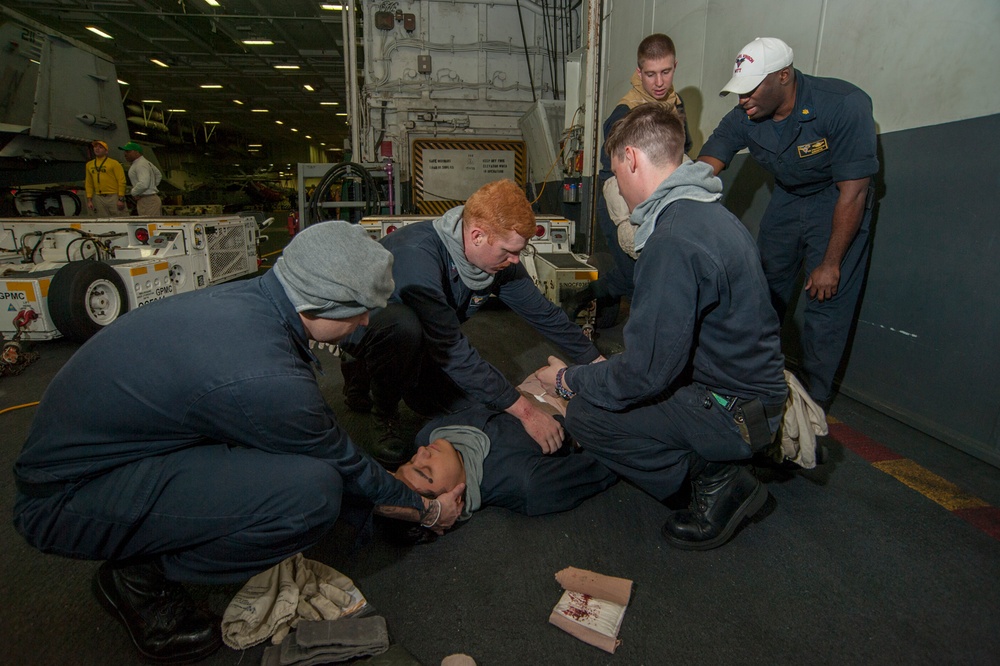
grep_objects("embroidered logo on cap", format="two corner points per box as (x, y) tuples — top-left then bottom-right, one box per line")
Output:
(733, 54), (753, 73)
(797, 138), (829, 158)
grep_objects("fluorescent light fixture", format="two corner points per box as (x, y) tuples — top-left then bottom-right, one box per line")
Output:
(319, 101), (339, 106)
(200, 84), (223, 89)
(204, 121), (220, 124)
(142, 99), (163, 104)
(335, 112), (347, 116)
(320, 142), (326, 146)
(118, 79), (129, 85)
(168, 109), (187, 112)
(248, 144), (263, 147)
(29, 59), (40, 64)
(233, 99), (244, 105)
(274, 64), (300, 70)
(305, 135), (312, 139)
(150, 58), (170, 68)
(275, 120), (284, 125)
(290, 128), (298, 132)
(204, 0), (221, 6)
(251, 109), (269, 113)
(134, 131), (147, 136)
(242, 39), (273, 45)
(321, 4), (344, 10)
(86, 26), (114, 39)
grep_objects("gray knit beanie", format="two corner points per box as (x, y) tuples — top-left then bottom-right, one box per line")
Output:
(272, 221), (394, 319)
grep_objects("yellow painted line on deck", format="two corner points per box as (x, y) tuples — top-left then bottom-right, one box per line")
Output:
(872, 459), (991, 511)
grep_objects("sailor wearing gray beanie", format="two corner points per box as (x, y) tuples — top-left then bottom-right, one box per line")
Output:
(273, 221), (395, 319)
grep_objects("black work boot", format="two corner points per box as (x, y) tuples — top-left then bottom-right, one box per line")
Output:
(93, 560), (221, 664)
(562, 284), (596, 322)
(370, 408), (411, 469)
(661, 462), (767, 551)
(340, 353), (373, 413)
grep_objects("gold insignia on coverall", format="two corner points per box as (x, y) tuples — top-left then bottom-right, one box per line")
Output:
(797, 138), (829, 158)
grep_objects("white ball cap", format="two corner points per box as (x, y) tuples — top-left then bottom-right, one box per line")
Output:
(719, 37), (794, 96)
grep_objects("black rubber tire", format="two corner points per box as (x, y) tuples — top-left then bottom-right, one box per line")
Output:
(48, 261), (130, 342)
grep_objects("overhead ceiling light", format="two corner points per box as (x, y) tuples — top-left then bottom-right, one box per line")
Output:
(274, 65), (300, 70)
(251, 109), (269, 113)
(290, 128), (299, 132)
(321, 4), (344, 10)
(168, 109), (187, 112)
(150, 58), (170, 68)
(142, 99), (163, 104)
(204, 0), (221, 6)
(275, 120), (284, 125)
(86, 26), (114, 39)
(200, 84), (223, 89)
(118, 79), (129, 85)
(319, 101), (339, 106)
(204, 121), (220, 124)
(233, 99), (244, 105)
(303, 84), (315, 92)
(320, 142), (326, 146)
(248, 144), (263, 147)
(134, 130), (148, 136)
(242, 39), (273, 45)
(335, 112), (347, 116)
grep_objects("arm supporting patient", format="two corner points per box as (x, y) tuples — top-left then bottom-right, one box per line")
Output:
(374, 485), (465, 534)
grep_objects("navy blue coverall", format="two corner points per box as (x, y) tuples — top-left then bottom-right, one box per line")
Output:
(341, 219), (600, 416)
(564, 198), (787, 501)
(595, 100), (692, 300)
(417, 406), (617, 517)
(13, 271), (423, 584)
(700, 70), (878, 403)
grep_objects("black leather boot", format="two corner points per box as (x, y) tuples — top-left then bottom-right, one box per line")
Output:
(562, 284), (596, 322)
(340, 353), (373, 413)
(93, 560), (221, 664)
(370, 408), (411, 469)
(661, 462), (767, 551)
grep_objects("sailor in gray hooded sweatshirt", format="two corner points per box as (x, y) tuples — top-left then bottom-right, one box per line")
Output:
(535, 104), (787, 552)
(339, 179), (602, 466)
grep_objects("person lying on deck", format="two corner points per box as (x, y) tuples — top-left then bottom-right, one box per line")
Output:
(393, 403), (618, 522)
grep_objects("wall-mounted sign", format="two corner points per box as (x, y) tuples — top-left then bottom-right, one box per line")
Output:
(412, 139), (526, 215)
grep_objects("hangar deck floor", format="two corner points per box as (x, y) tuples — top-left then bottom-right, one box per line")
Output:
(2, 224), (998, 665)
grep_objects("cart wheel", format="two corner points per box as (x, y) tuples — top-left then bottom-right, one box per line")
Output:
(48, 261), (129, 342)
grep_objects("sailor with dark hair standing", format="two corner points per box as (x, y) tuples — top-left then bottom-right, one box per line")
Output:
(698, 37), (878, 408)
(120, 140), (164, 216)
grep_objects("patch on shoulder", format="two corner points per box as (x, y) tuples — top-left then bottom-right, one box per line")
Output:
(797, 138), (829, 158)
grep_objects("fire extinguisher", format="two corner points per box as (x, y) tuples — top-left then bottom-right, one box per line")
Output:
(287, 211), (299, 237)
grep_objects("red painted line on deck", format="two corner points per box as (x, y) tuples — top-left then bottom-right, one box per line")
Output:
(952, 506), (1000, 541)
(827, 422), (903, 463)
(829, 421), (999, 542)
